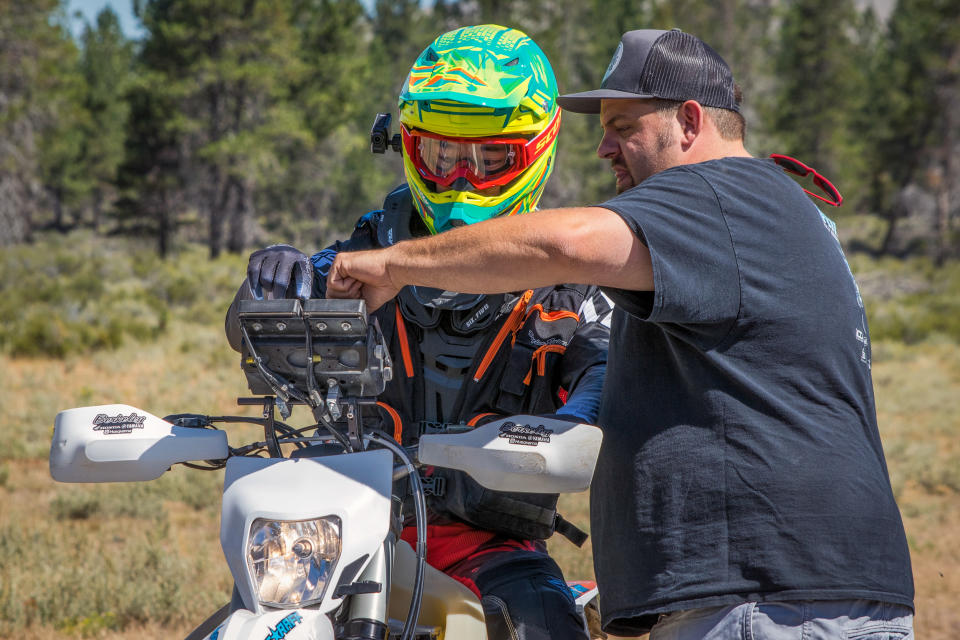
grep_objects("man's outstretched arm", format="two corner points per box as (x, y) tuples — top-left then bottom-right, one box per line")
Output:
(327, 206), (653, 310)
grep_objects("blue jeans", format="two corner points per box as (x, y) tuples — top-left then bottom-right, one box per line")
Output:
(649, 600), (914, 640)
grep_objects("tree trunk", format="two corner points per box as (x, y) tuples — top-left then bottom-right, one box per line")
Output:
(880, 197), (905, 256)
(934, 47), (959, 266)
(92, 186), (102, 232)
(209, 206), (225, 259)
(158, 190), (170, 258)
(51, 186), (64, 231)
(227, 177), (252, 253)
(935, 179), (950, 266)
(205, 77), (226, 259)
(208, 166), (228, 260)
(0, 176), (32, 246)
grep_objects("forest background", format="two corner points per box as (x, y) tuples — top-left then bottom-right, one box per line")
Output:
(1, 0), (959, 638)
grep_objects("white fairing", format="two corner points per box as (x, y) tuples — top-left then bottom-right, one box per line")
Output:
(418, 415), (602, 494)
(204, 608), (334, 640)
(49, 404), (229, 483)
(221, 450), (393, 614)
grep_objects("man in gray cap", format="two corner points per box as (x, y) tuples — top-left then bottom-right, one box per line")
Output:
(327, 28), (915, 639)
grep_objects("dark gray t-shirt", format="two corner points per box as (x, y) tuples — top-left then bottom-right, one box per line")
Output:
(592, 157), (913, 635)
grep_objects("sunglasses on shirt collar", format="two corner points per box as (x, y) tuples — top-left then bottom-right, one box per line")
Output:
(770, 154), (843, 207)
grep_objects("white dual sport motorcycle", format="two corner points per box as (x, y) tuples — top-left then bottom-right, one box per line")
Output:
(50, 298), (603, 640)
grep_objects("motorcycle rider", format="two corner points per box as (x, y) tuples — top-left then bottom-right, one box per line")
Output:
(226, 24), (610, 640)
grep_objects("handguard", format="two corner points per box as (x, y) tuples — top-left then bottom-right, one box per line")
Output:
(418, 414), (602, 494)
(50, 404), (228, 483)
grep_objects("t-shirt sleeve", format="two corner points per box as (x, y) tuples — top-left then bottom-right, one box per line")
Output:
(599, 167), (741, 347)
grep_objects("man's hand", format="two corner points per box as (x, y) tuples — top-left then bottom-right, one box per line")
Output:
(247, 244), (313, 300)
(327, 248), (401, 311)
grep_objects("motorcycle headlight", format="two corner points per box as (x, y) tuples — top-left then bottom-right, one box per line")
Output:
(246, 517), (341, 607)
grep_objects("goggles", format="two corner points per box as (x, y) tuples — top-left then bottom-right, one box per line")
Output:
(770, 154), (843, 207)
(402, 111), (561, 191)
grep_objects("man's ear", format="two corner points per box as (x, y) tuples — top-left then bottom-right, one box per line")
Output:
(677, 100), (704, 148)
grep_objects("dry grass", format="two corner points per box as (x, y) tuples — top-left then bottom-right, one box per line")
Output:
(0, 321), (250, 638)
(1, 238), (958, 638)
(4, 337), (957, 638)
(870, 342), (960, 639)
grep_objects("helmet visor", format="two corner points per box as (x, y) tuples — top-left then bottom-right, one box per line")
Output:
(402, 110), (561, 191)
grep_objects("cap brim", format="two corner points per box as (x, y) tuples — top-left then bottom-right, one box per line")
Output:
(557, 89), (656, 114)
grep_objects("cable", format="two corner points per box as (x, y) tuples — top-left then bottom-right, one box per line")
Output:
(365, 431), (425, 640)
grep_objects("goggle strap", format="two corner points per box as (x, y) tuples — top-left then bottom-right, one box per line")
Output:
(521, 110), (562, 165)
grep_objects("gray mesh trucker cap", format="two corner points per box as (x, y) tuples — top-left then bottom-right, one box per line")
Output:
(558, 28), (740, 114)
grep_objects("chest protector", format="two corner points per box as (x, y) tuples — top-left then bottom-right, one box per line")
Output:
(326, 186), (589, 544)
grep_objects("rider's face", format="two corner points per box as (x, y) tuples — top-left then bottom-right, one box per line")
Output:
(477, 144), (510, 174)
(431, 141), (510, 174)
(432, 141), (508, 196)
(421, 136), (513, 196)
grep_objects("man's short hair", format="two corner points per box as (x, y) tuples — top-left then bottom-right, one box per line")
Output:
(651, 84), (746, 142)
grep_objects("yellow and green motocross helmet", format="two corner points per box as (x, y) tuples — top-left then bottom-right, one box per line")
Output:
(398, 24), (561, 234)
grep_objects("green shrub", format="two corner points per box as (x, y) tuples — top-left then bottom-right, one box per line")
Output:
(0, 231), (246, 358)
(49, 470), (223, 523)
(57, 611), (120, 636)
(50, 484), (174, 522)
(50, 493), (103, 520)
(915, 452), (960, 494)
(857, 258), (960, 344)
(166, 468), (224, 512)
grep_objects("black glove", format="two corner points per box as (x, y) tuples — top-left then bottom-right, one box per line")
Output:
(246, 244), (314, 300)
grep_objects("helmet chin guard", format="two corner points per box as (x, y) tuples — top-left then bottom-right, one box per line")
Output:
(397, 287), (512, 335)
(405, 286), (485, 311)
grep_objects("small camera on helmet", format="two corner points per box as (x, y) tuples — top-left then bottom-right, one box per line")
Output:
(370, 113), (402, 154)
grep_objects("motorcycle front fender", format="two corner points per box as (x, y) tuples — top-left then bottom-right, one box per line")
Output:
(202, 608), (334, 640)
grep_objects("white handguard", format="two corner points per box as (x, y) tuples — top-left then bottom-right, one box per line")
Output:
(418, 415), (602, 494)
(204, 608), (334, 640)
(49, 404), (228, 483)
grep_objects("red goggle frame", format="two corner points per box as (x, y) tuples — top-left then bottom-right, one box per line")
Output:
(770, 153), (843, 207)
(402, 110), (561, 190)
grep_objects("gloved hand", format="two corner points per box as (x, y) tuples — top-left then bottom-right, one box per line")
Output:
(246, 244), (314, 300)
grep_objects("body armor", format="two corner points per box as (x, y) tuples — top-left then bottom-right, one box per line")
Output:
(312, 185), (608, 543)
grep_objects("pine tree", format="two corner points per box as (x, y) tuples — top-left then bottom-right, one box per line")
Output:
(115, 70), (183, 257)
(135, 0), (311, 257)
(0, 0), (88, 242)
(78, 7), (134, 231)
(272, 0), (401, 245)
(765, 0), (870, 207)
(869, 0), (960, 259)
